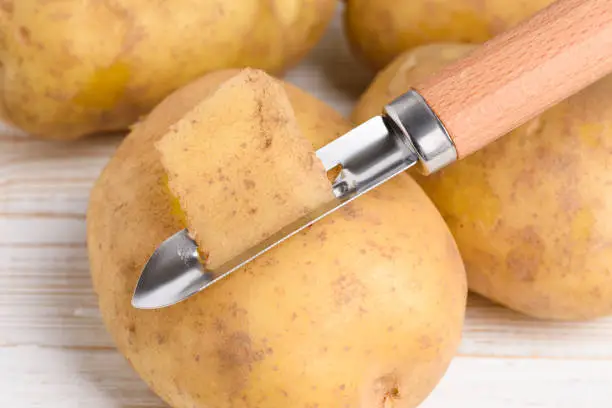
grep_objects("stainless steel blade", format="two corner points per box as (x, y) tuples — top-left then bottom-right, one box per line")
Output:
(132, 116), (418, 309)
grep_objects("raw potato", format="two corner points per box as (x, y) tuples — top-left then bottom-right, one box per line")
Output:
(87, 69), (467, 408)
(354, 43), (612, 321)
(344, 0), (554, 70)
(0, 0), (337, 140)
(156, 70), (334, 269)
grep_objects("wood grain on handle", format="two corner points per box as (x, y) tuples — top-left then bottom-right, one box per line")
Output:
(414, 0), (612, 159)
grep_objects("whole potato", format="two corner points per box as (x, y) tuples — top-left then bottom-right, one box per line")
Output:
(0, 0), (336, 140)
(87, 69), (467, 408)
(344, 0), (554, 70)
(354, 43), (612, 321)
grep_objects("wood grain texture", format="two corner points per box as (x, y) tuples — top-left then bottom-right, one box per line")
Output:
(415, 0), (612, 158)
(1, 6), (612, 408)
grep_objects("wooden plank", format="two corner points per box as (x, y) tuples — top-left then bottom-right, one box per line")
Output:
(0, 346), (164, 408)
(421, 356), (612, 408)
(0, 247), (108, 348)
(461, 296), (612, 359)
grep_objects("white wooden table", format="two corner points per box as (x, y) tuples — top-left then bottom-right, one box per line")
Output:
(2, 8), (612, 408)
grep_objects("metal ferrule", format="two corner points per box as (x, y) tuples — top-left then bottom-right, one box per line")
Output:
(384, 89), (457, 175)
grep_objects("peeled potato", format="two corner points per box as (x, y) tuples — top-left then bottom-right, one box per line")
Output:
(0, 0), (336, 140)
(353, 43), (612, 321)
(344, 0), (554, 70)
(87, 69), (467, 408)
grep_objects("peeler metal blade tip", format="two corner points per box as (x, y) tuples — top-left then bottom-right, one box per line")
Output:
(131, 229), (209, 309)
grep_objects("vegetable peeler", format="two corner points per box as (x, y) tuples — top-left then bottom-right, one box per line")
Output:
(132, 0), (612, 309)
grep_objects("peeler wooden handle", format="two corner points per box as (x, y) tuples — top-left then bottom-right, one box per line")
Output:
(412, 0), (612, 159)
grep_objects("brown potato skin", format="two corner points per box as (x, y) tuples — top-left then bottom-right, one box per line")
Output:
(344, 0), (554, 70)
(0, 0), (337, 140)
(354, 44), (612, 321)
(87, 69), (467, 408)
